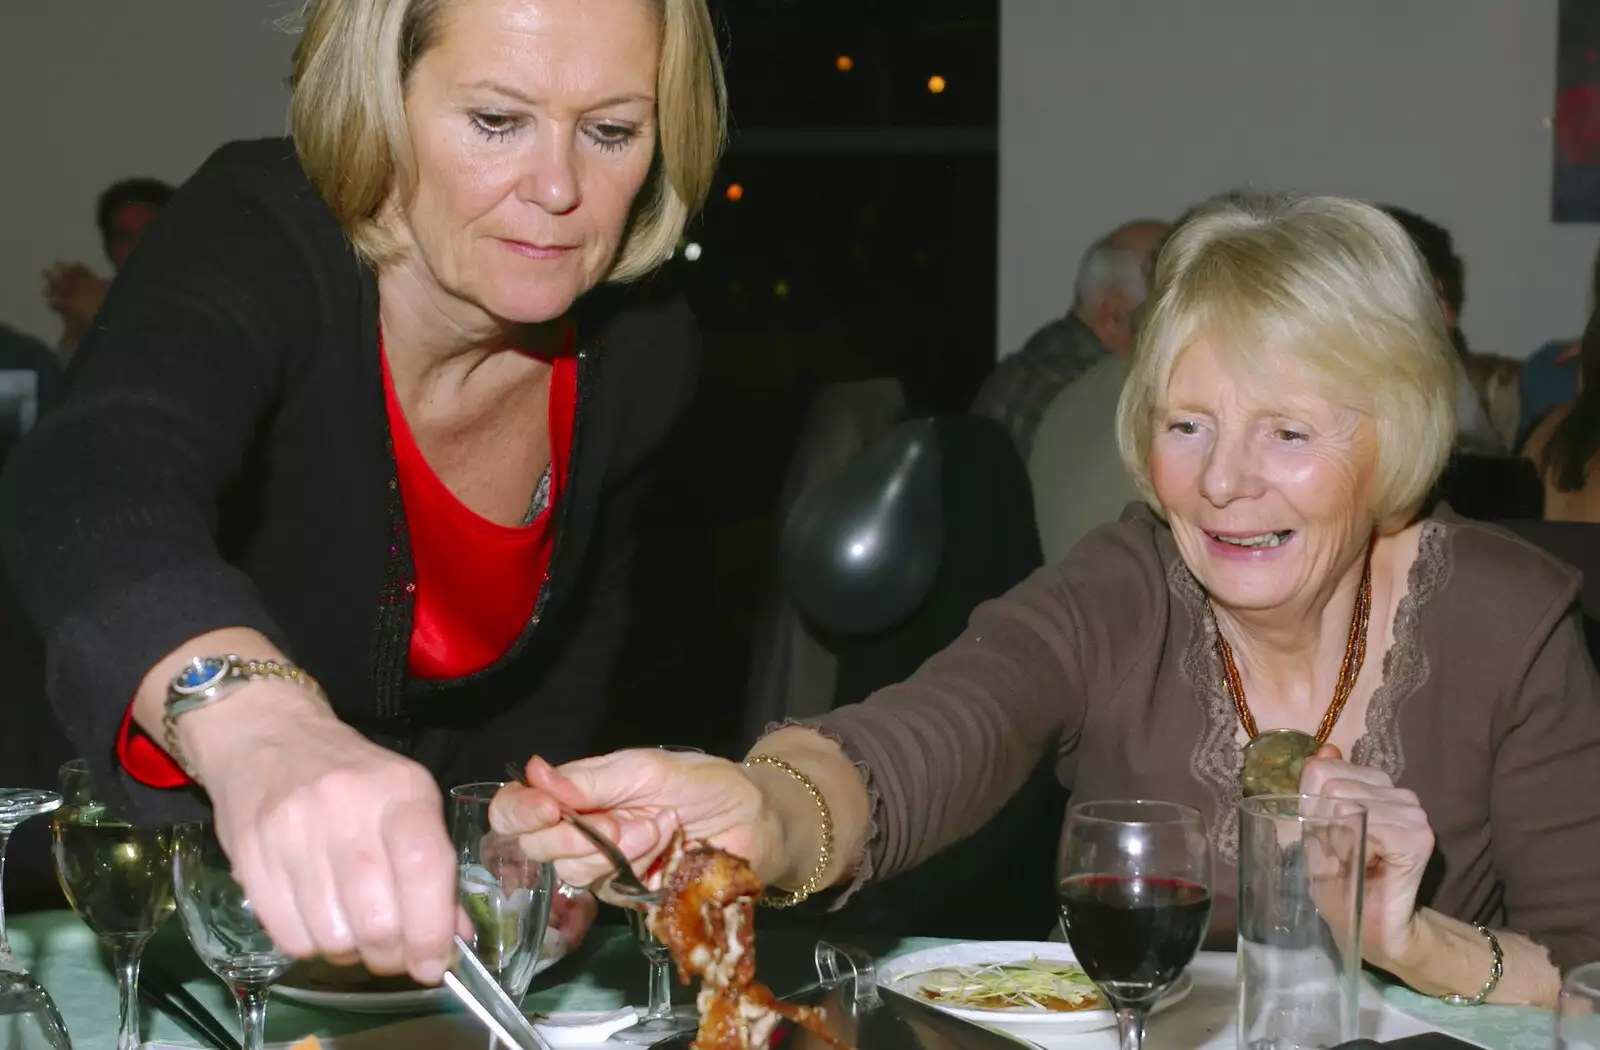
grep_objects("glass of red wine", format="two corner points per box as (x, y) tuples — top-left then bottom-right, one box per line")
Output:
(1057, 800), (1212, 1050)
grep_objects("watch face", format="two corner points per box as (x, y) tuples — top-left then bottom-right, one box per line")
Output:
(173, 656), (229, 695)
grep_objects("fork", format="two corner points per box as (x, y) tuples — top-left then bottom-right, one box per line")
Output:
(502, 762), (660, 905)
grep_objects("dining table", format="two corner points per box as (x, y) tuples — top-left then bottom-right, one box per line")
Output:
(6, 910), (1554, 1050)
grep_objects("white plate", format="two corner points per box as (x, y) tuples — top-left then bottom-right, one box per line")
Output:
(271, 928), (570, 1015)
(878, 940), (1194, 1038)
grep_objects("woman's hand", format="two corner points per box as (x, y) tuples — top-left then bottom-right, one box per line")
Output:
(179, 682), (459, 985)
(490, 750), (785, 895)
(1300, 745), (1435, 968)
(549, 885), (599, 950)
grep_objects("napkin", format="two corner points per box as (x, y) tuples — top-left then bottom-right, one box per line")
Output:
(534, 1007), (643, 1046)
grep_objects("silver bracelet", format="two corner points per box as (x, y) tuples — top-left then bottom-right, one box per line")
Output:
(1438, 923), (1503, 1006)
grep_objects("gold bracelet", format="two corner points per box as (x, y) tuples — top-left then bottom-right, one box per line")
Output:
(744, 754), (833, 908)
(1439, 924), (1503, 1006)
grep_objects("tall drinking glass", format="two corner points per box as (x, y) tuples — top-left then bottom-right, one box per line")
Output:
(51, 760), (175, 1050)
(1057, 800), (1212, 1050)
(0, 790), (62, 966)
(1236, 794), (1367, 1050)
(1556, 962), (1600, 1050)
(614, 745), (702, 1045)
(171, 822), (292, 1050)
(0, 789), (70, 1050)
(449, 783), (555, 1005)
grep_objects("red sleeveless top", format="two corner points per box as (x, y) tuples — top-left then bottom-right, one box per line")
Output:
(117, 337), (578, 786)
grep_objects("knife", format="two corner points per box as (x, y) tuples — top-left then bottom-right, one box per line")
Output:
(444, 934), (555, 1050)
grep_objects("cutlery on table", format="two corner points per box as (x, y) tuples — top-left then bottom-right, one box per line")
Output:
(139, 965), (241, 1050)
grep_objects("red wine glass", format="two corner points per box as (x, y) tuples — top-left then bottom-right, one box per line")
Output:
(1057, 800), (1212, 1050)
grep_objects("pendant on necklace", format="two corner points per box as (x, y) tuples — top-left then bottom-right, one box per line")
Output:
(1239, 727), (1321, 798)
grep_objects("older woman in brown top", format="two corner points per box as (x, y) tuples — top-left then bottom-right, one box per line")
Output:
(496, 192), (1600, 1007)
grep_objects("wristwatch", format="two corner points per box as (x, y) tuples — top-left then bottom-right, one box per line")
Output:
(163, 655), (325, 778)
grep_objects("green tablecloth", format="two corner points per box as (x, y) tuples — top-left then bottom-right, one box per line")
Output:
(1372, 982), (1555, 1050)
(8, 912), (928, 1049)
(6, 911), (1553, 1050)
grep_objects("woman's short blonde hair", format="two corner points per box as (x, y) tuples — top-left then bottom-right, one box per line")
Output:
(286, 0), (726, 282)
(1115, 191), (1459, 531)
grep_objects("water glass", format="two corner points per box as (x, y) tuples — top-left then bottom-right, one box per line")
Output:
(0, 790), (62, 966)
(1236, 794), (1367, 1050)
(0, 971), (71, 1050)
(449, 783), (554, 1002)
(613, 745), (702, 1044)
(0, 789), (69, 1050)
(171, 822), (292, 1050)
(1557, 962), (1600, 1049)
(52, 759), (175, 1050)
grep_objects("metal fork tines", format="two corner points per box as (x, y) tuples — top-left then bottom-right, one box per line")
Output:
(501, 763), (659, 905)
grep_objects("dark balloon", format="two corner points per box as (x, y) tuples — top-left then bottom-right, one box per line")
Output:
(781, 419), (944, 635)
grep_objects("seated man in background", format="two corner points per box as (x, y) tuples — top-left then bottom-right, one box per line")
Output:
(973, 218), (1166, 462)
(1380, 204), (1510, 452)
(1520, 338), (1581, 451)
(1517, 244), (1598, 449)
(1027, 343), (1143, 564)
(42, 176), (174, 358)
(1521, 251), (1600, 522)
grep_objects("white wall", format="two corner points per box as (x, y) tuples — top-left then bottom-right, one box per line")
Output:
(1000, 0), (1600, 360)
(0, 3), (297, 343)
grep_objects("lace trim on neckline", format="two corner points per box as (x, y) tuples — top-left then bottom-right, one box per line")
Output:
(1176, 520), (1451, 865)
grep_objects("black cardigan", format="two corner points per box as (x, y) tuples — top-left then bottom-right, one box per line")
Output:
(0, 138), (701, 825)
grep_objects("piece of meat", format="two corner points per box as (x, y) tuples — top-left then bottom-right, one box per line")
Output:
(646, 830), (846, 1050)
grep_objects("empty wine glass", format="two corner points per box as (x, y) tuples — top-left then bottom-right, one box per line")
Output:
(52, 759), (175, 1050)
(0, 790), (62, 967)
(449, 783), (555, 1004)
(171, 821), (292, 1050)
(0, 969), (72, 1050)
(614, 745), (703, 1045)
(1057, 800), (1213, 1050)
(0, 789), (70, 1050)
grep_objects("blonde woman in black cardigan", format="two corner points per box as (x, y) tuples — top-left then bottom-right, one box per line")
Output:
(0, 0), (725, 984)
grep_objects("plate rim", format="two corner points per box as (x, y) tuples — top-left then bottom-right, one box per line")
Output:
(270, 982), (450, 1011)
(271, 928), (568, 1012)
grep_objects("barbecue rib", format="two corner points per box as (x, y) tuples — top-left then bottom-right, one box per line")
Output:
(647, 830), (845, 1050)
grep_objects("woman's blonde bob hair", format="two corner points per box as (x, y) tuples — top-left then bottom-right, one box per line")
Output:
(1115, 191), (1459, 532)
(286, 0), (727, 282)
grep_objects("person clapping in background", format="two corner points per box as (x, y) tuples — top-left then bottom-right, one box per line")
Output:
(41, 177), (173, 358)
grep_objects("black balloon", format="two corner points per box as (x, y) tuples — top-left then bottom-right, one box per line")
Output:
(781, 418), (944, 635)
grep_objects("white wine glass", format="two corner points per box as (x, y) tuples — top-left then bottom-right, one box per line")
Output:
(171, 821), (292, 1050)
(52, 759), (175, 1050)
